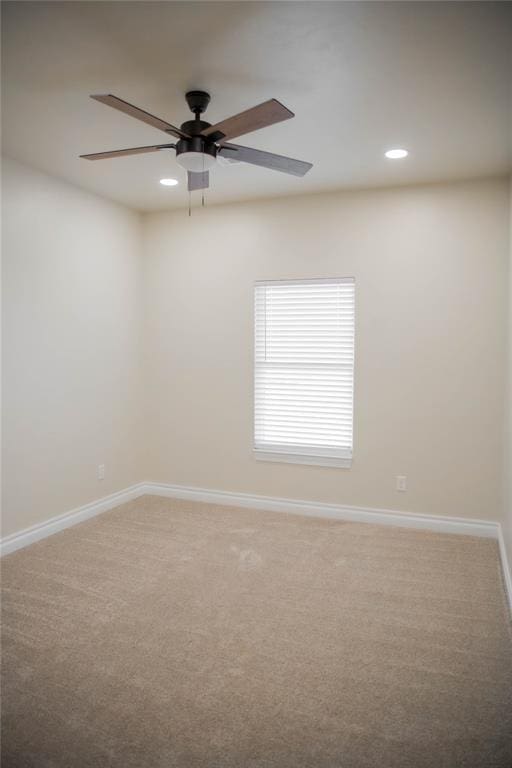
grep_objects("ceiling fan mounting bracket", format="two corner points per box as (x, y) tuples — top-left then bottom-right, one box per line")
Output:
(185, 90), (211, 116)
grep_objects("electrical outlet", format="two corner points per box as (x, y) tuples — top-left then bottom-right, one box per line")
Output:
(396, 475), (407, 492)
(97, 464), (105, 481)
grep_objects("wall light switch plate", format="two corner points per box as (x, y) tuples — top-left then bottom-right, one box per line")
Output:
(396, 475), (407, 492)
(98, 464), (105, 481)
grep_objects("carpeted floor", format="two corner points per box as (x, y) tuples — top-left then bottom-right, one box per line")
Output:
(1, 495), (512, 768)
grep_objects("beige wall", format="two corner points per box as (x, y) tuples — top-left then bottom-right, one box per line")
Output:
(2, 166), (510, 539)
(503, 177), (512, 563)
(1, 158), (143, 537)
(143, 178), (510, 521)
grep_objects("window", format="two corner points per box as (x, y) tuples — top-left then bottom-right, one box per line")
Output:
(254, 278), (355, 467)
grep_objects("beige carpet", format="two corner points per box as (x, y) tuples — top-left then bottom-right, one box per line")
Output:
(2, 495), (512, 768)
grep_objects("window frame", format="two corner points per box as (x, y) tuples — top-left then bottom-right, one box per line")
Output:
(253, 277), (355, 469)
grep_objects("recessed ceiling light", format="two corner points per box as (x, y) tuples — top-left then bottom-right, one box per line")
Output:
(159, 178), (179, 186)
(385, 149), (408, 159)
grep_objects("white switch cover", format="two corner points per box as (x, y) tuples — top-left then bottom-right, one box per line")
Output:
(396, 475), (407, 492)
(98, 464), (105, 481)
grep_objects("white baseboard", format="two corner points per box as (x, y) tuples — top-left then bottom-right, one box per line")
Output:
(497, 526), (512, 614)
(142, 481), (500, 539)
(143, 482), (510, 612)
(0, 483), (146, 557)
(2, 479), (509, 614)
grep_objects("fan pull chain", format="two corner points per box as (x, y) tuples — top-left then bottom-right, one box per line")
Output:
(188, 192), (191, 217)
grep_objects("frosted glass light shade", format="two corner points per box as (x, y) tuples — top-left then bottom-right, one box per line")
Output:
(176, 152), (216, 173)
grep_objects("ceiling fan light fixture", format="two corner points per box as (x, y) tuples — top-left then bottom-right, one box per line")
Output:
(175, 150), (216, 173)
(159, 178), (178, 186)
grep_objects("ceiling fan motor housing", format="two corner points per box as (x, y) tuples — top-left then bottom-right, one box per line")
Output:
(177, 97), (217, 172)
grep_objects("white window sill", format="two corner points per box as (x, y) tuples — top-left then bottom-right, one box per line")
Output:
(253, 450), (352, 469)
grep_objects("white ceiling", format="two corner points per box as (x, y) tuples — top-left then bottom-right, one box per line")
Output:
(2, 1), (511, 212)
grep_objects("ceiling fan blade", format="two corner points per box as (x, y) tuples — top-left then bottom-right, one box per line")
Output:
(219, 143), (312, 177)
(91, 95), (191, 140)
(80, 144), (175, 160)
(187, 171), (209, 191)
(201, 99), (293, 143)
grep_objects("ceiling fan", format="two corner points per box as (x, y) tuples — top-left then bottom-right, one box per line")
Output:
(80, 90), (313, 192)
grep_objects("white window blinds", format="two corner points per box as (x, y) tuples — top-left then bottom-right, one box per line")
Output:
(254, 278), (355, 467)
